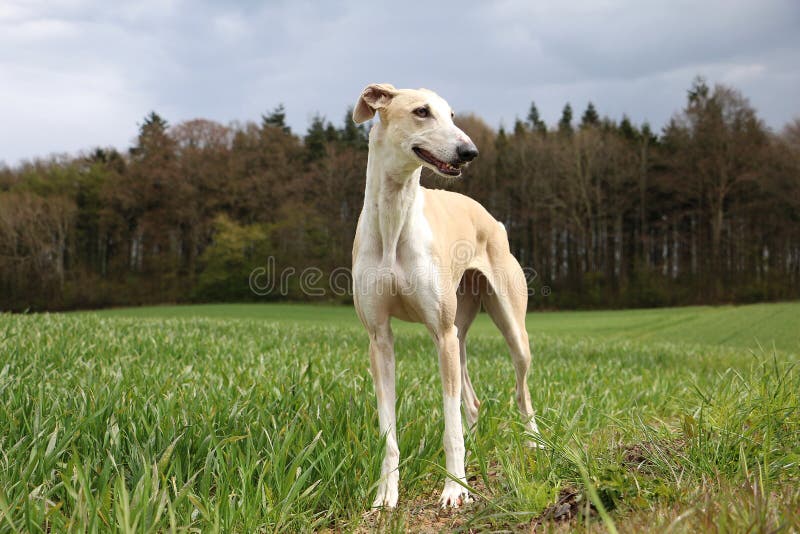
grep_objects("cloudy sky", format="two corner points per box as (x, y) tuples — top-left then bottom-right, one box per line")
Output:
(1, 0), (799, 165)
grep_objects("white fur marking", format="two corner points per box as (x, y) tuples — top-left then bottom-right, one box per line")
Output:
(440, 395), (471, 508)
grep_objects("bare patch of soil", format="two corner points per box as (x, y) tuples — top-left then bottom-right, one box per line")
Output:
(621, 438), (686, 473)
(528, 488), (598, 532)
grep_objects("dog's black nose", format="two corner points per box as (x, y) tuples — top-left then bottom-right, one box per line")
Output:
(456, 143), (479, 162)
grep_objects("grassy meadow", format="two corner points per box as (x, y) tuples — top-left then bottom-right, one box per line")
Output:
(0, 302), (798, 532)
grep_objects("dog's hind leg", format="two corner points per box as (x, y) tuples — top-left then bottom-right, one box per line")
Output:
(456, 269), (482, 429)
(480, 257), (541, 443)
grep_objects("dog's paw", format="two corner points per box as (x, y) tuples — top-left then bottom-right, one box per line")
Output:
(372, 481), (399, 509)
(526, 437), (546, 449)
(439, 481), (472, 509)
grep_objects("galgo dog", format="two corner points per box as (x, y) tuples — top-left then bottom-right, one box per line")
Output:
(351, 83), (539, 509)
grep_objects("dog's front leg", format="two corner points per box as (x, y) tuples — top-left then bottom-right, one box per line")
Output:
(436, 326), (472, 508)
(369, 322), (399, 508)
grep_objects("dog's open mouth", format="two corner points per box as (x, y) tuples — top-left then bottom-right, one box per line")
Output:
(413, 147), (463, 177)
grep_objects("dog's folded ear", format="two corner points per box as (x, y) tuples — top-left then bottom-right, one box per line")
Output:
(353, 83), (397, 124)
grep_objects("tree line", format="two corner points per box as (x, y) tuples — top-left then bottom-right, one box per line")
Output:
(1, 78), (799, 311)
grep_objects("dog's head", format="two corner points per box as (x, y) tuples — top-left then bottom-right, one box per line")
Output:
(353, 83), (478, 178)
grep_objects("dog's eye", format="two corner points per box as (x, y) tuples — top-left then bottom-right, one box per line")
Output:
(413, 106), (430, 118)
(451, 110), (455, 118)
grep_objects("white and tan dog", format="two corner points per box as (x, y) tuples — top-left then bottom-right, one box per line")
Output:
(352, 84), (539, 509)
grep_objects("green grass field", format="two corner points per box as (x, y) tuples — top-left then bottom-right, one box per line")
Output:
(96, 301), (800, 353)
(1, 302), (798, 532)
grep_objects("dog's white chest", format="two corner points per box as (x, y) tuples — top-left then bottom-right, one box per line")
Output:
(353, 207), (443, 324)
(354, 223), (436, 287)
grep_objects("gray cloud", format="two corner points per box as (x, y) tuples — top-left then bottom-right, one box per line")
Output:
(1, 0), (799, 165)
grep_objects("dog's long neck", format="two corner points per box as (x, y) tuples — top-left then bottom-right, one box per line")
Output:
(363, 129), (423, 268)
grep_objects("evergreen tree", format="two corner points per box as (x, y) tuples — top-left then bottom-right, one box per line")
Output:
(687, 76), (710, 107)
(262, 104), (291, 134)
(640, 122), (657, 145)
(558, 103), (573, 135)
(325, 123), (339, 144)
(305, 114), (329, 161)
(580, 102), (599, 128)
(619, 115), (638, 141)
(339, 106), (368, 148)
(143, 111), (168, 130)
(527, 101), (547, 134)
(130, 112), (171, 160)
